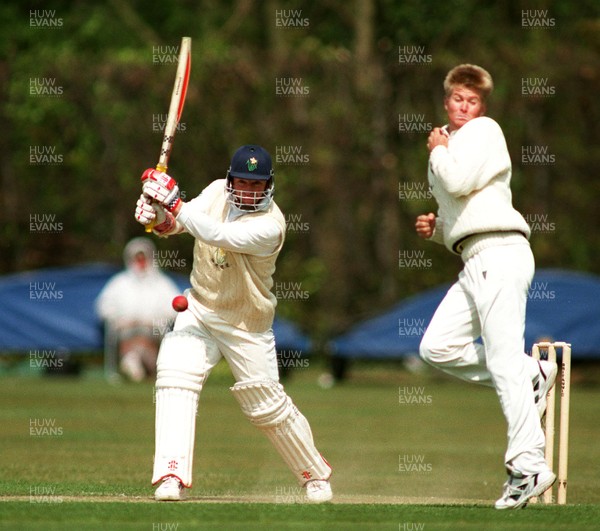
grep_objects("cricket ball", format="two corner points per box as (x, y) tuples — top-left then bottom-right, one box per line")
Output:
(172, 295), (188, 312)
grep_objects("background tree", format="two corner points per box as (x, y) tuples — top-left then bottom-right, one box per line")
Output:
(2, 0), (598, 343)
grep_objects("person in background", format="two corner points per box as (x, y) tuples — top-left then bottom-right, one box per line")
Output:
(95, 237), (180, 381)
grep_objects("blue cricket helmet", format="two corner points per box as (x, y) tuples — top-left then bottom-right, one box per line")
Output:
(226, 145), (275, 211)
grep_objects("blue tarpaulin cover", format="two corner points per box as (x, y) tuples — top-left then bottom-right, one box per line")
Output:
(331, 269), (600, 359)
(0, 263), (311, 354)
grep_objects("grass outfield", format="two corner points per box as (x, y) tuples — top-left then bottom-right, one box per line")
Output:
(1, 360), (599, 529)
(1, 502), (600, 530)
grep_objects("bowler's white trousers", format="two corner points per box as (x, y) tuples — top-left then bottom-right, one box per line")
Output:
(420, 240), (548, 475)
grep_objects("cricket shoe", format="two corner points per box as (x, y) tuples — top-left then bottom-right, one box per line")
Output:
(533, 359), (558, 418)
(120, 351), (145, 382)
(305, 479), (333, 503)
(154, 476), (187, 501)
(495, 468), (556, 510)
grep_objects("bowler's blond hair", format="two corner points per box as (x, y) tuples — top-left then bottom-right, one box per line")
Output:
(443, 64), (494, 100)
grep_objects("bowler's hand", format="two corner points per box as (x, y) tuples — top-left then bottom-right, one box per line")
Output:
(427, 128), (448, 152)
(415, 213), (436, 239)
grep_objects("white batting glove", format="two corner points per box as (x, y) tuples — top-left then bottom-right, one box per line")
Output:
(141, 168), (181, 212)
(135, 195), (157, 226)
(135, 194), (177, 235)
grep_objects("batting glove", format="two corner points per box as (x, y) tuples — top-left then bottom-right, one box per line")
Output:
(135, 194), (177, 235)
(141, 168), (181, 212)
(135, 194), (157, 226)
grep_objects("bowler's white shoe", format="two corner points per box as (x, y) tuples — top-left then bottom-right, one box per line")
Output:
(154, 476), (186, 501)
(534, 359), (558, 418)
(495, 469), (556, 509)
(305, 479), (333, 503)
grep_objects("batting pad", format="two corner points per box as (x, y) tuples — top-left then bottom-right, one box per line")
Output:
(152, 387), (198, 487)
(231, 380), (332, 485)
(152, 330), (207, 487)
(155, 330), (207, 393)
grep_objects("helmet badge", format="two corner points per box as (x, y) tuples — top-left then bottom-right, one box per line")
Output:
(246, 157), (258, 172)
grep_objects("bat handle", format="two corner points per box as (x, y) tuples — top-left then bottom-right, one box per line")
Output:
(143, 163), (169, 233)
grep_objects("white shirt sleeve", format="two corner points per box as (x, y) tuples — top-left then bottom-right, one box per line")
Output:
(182, 184), (215, 214)
(175, 202), (282, 256)
(430, 217), (445, 245)
(161, 181), (224, 236)
(429, 117), (511, 197)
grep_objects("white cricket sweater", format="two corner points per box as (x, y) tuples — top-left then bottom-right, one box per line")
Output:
(174, 179), (286, 332)
(427, 116), (530, 255)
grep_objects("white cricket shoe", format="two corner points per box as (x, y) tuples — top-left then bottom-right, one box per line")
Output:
(533, 359), (558, 418)
(154, 476), (187, 501)
(305, 479), (333, 503)
(120, 351), (145, 382)
(495, 469), (556, 510)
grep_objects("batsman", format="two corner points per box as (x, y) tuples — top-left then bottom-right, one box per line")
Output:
(135, 145), (333, 502)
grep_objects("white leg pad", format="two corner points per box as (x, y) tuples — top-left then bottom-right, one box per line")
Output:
(152, 387), (198, 487)
(155, 330), (206, 392)
(152, 330), (207, 487)
(231, 380), (332, 485)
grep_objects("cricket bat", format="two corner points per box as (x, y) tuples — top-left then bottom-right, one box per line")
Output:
(145, 36), (191, 232)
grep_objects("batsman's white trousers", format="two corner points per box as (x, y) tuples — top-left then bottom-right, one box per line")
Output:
(420, 240), (548, 475)
(174, 294), (280, 382)
(152, 293), (331, 487)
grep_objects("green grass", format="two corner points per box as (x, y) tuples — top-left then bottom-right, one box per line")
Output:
(2, 502), (600, 530)
(1, 360), (599, 529)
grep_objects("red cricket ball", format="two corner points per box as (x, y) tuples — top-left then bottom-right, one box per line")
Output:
(172, 295), (188, 312)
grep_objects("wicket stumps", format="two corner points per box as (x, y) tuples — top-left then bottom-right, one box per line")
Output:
(531, 341), (571, 504)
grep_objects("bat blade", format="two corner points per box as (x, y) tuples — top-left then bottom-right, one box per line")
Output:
(146, 37), (191, 232)
(156, 36), (191, 173)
